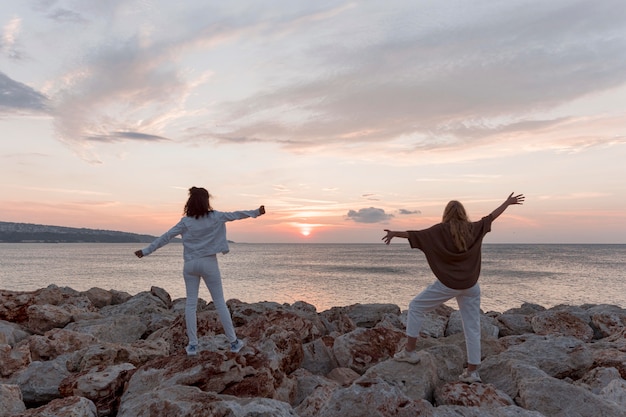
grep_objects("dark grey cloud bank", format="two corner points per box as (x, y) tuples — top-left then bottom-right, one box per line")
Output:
(0, 72), (48, 113)
(347, 207), (393, 224)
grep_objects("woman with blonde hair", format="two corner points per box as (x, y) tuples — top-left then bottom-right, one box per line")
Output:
(135, 187), (265, 356)
(382, 192), (524, 383)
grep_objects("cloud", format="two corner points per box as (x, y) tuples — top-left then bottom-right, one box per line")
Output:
(45, 7), (88, 24)
(347, 207), (393, 223)
(1, 17), (23, 60)
(7, 0), (626, 165)
(206, 0), (626, 157)
(47, 35), (190, 156)
(0, 72), (48, 112)
(362, 193), (380, 201)
(398, 209), (420, 215)
(86, 131), (171, 143)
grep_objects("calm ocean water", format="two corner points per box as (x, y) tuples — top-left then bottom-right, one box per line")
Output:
(1, 243), (625, 313)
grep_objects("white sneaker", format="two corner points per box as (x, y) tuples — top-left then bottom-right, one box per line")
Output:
(393, 349), (420, 364)
(230, 338), (245, 353)
(459, 369), (481, 383)
(185, 344), (198, 356)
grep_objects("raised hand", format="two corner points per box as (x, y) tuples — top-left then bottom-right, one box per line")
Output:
(507, 193), (525, 205)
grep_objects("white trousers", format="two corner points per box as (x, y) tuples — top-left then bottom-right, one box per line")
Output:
(183, 255), (237, 345)
(406, 280), (481, 365)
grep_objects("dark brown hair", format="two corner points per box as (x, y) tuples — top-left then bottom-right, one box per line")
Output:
(184, 187), (213, 218)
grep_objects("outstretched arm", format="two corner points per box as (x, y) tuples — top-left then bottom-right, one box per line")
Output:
(490, 192), (525, 221)
(382, 229), (410, 245)
(220, 205), (266, 221)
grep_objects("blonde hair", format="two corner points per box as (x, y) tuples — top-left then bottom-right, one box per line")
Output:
(442, 200), (473, 251)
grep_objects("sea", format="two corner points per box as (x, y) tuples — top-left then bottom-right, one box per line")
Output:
(1, 243), (625, 313)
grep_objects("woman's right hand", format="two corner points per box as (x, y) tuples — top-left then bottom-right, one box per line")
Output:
(259, 205), (266, 215)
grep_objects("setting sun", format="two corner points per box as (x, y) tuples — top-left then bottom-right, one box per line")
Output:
(287, 222), (325, 238)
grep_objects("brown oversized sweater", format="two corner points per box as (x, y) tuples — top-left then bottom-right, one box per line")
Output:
(407, 215), (493, 290)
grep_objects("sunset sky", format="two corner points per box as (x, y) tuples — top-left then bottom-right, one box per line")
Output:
(1, 1), (625, 244)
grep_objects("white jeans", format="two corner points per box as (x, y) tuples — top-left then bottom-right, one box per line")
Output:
(406, 280), (481, 365)
(183, 255), (237, 345)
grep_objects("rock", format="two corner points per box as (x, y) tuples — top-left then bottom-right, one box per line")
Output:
(503, 302), (546, 315)
(516, 369), (625, 416)
(0, 319), (30, 346)
(344, 303), (401, 328)
(0, 342), (31, 378)
(33, 285), (72, 305)
(65, 339), (169, 373)
(431, 406), (546, 416)
(301, 336), (338, 375)
(296, 377), (432, 417)
(326, 367), (360, 387)
(0, 383), (26, 415)
(594, 347), (626, 380)
(27, 328), (98, 361)
(332, 325), (404, 374)
(147, 310), (219, 355)
(319, 306), (356, 335)
(359, 344), (465, 402)
(117, 385), (223, 417)
(150, 286), (172, 308)
(99, 291), (174, 335)
(599, 378), (626, 409)
(495, 313), (534, 336)
(434, 381), (514, 407)
(290, 368), (339, 406)
(231, 300), (326, 343)
(59, 362), (135, 416)
(486, 334), (594, 380)
(574, 366), (623, 394)
(0, 290), (32, 323)
(2, 285), (626, 417)
(217, 396), (299, 417)
(26, 304), (73, 335)
(359, 356), (437, 402)
(586, 304), (626, 338)
(118, 387), (298, 417)
(10, 356), (71, 406)
(65, 314), (148, 343)
(17, 396), (98, 417)
(82, 287), (114, 309)
(531, 309), (594, 342)
(120, 330), (302, 405)
(446, 310), (500, 339)
(109, 289), (133, 305)
(252, 327), (304, 376)
(398, 304), (454, 338)
(291, 300), (317, 313)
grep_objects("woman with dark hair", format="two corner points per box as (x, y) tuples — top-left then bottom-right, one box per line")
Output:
(135, 187), (265, 356)
(382, 192), (524, 383)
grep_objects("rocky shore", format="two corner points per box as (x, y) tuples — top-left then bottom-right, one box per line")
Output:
(1, 285), (625, 417)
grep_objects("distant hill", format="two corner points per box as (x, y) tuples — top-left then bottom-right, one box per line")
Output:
(0, 221), (161, 243)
